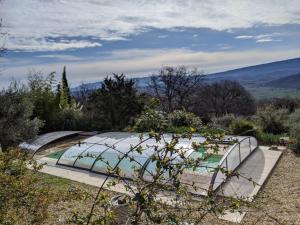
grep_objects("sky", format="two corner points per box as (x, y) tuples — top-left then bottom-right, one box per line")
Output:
(0, 0), (300, 88)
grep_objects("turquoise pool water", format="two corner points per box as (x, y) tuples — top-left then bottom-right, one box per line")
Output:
(187, 148), (223, 174)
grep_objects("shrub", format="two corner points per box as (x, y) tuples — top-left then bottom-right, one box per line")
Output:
(211, 114), (236, 130)
(0, 149), (55, 224)
(287, 109), (300, 154)
(290, 134), (300, 154)
(288, 109), (300, 128)
(255, 131), (282, 145)
(229, 118), (256, 136)
(168, 110), (202, 129)
(256, 106), (288, 134)
(134, 108), (168, 132)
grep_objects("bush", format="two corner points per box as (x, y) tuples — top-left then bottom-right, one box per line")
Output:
(256, 106), (288, 134)
(168, 110), (202, 129)
(211, 114), (236, 130)
(134, 108), (168, 132)
(255, 131), (282, 145)
(229, 118), (256, 136)
(0, 149), (55, 224)
(288, 109), (300, 128)
(290, 134), (300, 155)
(287, 109), (300, 154)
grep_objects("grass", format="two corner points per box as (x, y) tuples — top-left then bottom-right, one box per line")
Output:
(38, 173), (73, 190)
(256, 132), (283, 145)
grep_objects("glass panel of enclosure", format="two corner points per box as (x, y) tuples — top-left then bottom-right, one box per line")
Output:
(212, 165), (227, 190)
(91, 150), (149, 179)
(142, 137), (202, 181)
(58, 135), (108, 166)
(250, 137), (258, 152)
(74, 134), (131, 169)
(239, 138), (250, 161)
(91, 134), (153, 176)
(226, 144), (241, 171)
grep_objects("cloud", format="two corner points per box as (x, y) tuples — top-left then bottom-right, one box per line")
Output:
(1, 0), (300, 51)
(7, 38), (102, 52)
(2, 47), (300, 88)
(235, 33), (282, 43)
(256, 38), (274, 43)
(235, 35), (254, 39)
(36, 54), (82, 61)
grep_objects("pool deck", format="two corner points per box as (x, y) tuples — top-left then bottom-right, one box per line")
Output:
(217, 146), (283, 201)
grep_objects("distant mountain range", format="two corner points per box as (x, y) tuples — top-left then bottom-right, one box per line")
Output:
(72, 58), (300, 96)
(265, 73), (300, 89)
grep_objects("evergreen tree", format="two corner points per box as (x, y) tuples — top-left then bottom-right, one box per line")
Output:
(59, 66), (71, 108)
(56, 83), (61, 105)
(88, 74), (144, 130)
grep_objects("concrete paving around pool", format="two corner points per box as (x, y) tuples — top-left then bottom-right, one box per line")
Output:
(217, 146), (283, 202)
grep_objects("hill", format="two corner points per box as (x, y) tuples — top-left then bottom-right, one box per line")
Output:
(71, 58), (300, 98)
(264, 73), (300, 89)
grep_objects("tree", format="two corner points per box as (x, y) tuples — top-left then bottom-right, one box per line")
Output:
(88, 74), (144, 130)
(0, 83), (43, 150)
(149, 66), (204, 112)
(27, 71), (61, 133)
(193, 80), (256, 120)
(59, 66), (71, 108)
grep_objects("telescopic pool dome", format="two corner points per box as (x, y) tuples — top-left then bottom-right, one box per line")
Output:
(57, 132), (258, 194)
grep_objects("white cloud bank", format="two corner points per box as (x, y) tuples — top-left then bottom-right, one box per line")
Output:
(1, 0), (300, 51)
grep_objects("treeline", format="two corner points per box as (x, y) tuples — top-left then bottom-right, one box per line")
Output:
(1, 65), (300, 153)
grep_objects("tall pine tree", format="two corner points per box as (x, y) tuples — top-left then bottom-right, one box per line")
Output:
(59, 66), (71, 108)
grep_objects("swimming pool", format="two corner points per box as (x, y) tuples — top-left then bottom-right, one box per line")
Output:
(187, 148), (223, 174)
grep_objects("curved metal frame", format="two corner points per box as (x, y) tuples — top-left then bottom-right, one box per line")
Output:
(209, 136), (258, 191)
(56, 132), (258, 194)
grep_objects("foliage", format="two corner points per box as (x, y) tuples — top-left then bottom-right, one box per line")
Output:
(193, 80), (256, 120)
(229, 118), (257, 136)
(258, 97), (300, 113)
(133, 100), (168, 132)
(288, 109), (300, 127)
(211, 114), (236, 130)
(28, 70), (85, 132)
(290, 132), (300, 154)
(0, 84), (43, 150)
(288, 110), (300, 154)
(58, 99), (84, 130)
(88, 74), (144, 130)
(0, 149), (54, 224)
(255, 131), (282, 146)
(168, 109), (202, 129)
(27, 71), (61, 132)
(149, 66), (203, 112)
(59, 66), (71, 108)
(256, 106), (288, 134)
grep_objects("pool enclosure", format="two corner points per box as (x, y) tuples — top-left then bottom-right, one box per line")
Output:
(57, 132), (258, 193)
(19, 131), (82, 154)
